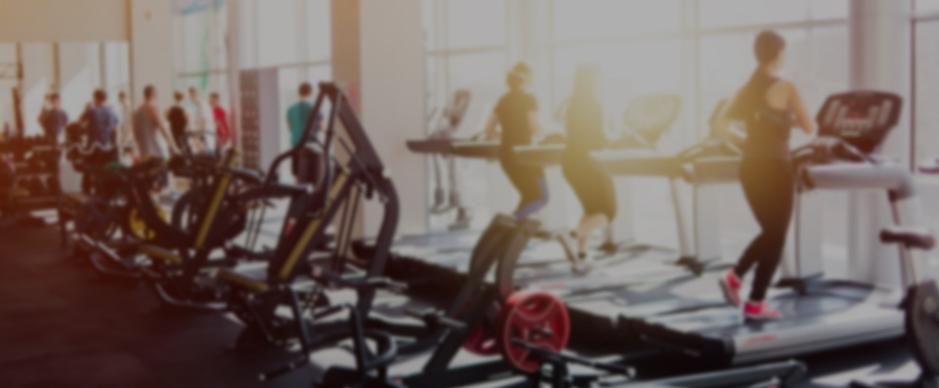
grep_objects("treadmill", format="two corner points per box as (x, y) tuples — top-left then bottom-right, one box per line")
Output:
(414, 89), (473, 230)
(512, 93), (683, 251)
(396, 94), (683, 274)
(587, 100), (741, 274)
(621, 91), (922, 366)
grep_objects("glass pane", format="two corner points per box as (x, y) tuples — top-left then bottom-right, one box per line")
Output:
(447, 51), (507, 128)
(278, 68), (301, 152)
(918, 0), (939, 13)
(447, 0), (505, 48)
(176, 74), (228, 103)
(104, 42), (131, 96)
(0, 79), (15, 134)
(174, 0), (228, 72)
(696, 28), (845, 126)
(304, 0), (331, 61)
(239, 0), (258, 67)
(0, 44), (15, 63)
(554, 0), (682, 41)
(306, 65), (332, 85)
(915, 20), (939, 271)
(258, 0), (300, 66)
(553, 39), (684, 135)
(916, 21), (939, 164)
(425, 56), (446, 115)
(803, 26), (850, 110)
(422, 0), (440, 51)
(700, 0), (811, 28)
(697, 33), (751, 134)
(810, 0), (849, 19)
(20, 43), (54, 136)
(58, 43), (102, 118)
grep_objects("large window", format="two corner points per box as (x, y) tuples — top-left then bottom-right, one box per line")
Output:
(914, 0), (939, 268)
(172, 0), (331, 97)
(546, 1), (851, 252)
(242, 0), (331, 150)
(421, 0), (853, 247)
(919, 0), (939, 14)
(699, 0), (847, 28)
(914, 1), (939, 165)
(550, 0), (686, 139)
(172, 0), (331, 151)
(173, 0), (230, 96)
(422, 0), (510, 230)
(424, 0), (508, 125)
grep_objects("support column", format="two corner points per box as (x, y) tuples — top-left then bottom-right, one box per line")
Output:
(332, 0), (427, 235)
(330, 0), (362, 111)
(847, 0), (913, 286)
(226, 0), (242, 149)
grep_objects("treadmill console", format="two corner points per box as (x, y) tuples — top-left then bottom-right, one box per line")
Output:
(625, 93), (682, 147)
(816, 91), (902, 155)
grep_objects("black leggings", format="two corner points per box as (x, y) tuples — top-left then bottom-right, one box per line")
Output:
(500, 154), (548, 220)
(561, 152), (616, 220)
(734, 158), (794, 301)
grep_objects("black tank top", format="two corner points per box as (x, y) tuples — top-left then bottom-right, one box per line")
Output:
(730, 72), (793, 160)
(495, 90), (538, 156)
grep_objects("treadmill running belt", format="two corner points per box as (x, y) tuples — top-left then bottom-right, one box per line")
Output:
(625, 287), (905, 364)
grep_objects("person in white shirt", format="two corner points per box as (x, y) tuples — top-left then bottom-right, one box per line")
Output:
(117, 91), (136, 162)
(188, 87), (214, 152)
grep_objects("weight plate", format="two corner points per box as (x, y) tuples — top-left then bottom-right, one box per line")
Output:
(499, 291), (570, 373)
(907, 280), (939, 377)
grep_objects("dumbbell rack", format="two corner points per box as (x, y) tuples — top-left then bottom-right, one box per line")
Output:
(0, 136), (62, 224)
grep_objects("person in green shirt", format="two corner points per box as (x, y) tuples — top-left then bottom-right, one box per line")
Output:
(286, 82), (323, 182)
(286, 82), (318, 147)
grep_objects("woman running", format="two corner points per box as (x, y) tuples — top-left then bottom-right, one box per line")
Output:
(560, 64), (615, 267)
(718, 30), (816, 321)
(484, 63), (549, 220)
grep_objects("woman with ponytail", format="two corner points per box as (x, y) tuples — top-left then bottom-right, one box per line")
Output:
(484, 63), (550, 220)
(718, 30), (816, 321)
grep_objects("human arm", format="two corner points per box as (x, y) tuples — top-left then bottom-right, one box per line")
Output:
(526, 95), (544, 138)
(787, 82), (816, 135)
(483, 111), (500, 140)
(527, 110), (544, 138)
(714, 88), (747, 143)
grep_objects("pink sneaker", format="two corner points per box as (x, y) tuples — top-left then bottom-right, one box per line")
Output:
(719, 270), (742, 307)
(744, 301), (782, 321)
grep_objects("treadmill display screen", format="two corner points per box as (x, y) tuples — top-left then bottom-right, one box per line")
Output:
(816, 91), (902, 155)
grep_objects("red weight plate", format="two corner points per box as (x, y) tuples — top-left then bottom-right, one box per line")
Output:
(499, 291), (570, 373)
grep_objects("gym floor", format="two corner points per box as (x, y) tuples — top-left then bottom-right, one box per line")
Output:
(0, 222), (923, 388)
